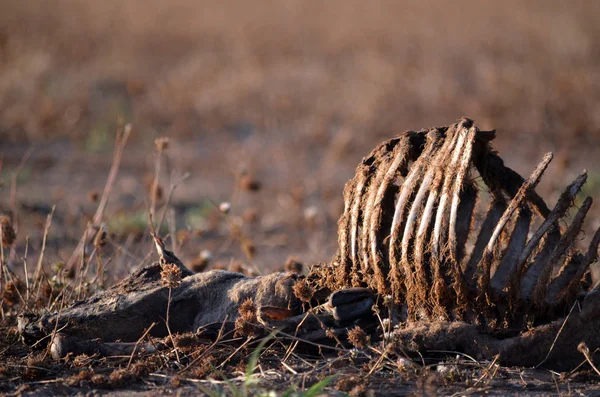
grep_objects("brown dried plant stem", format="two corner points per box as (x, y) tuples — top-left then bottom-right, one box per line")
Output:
(127, 322), (157, 368)
(65, 123), (132, 276)
(150, 141), (165, 218)
(31, 206), (55, 300)
(155, 172), (190, 235)
(0, 148), (33, 294)
(164, 286), (181, 363)
(0, 228), (5, 293)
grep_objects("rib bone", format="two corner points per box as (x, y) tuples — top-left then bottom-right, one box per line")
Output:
(530, 196), (592, 306)
(477, 153), (554, 302)
(513, 172), (588, 299)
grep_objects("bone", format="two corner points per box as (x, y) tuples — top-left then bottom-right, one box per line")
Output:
(360, 140), (406, 288)
(366, 137), (412, 292)
(413, 182), (439, 269)
(411, 129), (461, 253)
(337, 179), (358, 278)
(544, 224), (600, 305)
(512, 171), (588, 298)
(448, 126), (476, 260)
(403, 130), (461, 314)
(431, 127), (467, 266)
(545, 253), (584, 304)
(490, 206), (532, 291)
(464, 199), (507, 283)
(518, 227), (561, 300)
(390, 130), (446, 239)
(476, 152), (553, 299)
(349, 174), (367, 285)
(529, 197), (592, 305)
(414, 174), (444, 316)
(389, 130), (444, 302)
(361, 171), (388, 281)
(425, 124), (476, 317)
(445, 126), (477, 308)
(558, 225), (600, 302)
(453, 183), (478, 265)
(476, 151), (551, 219)
(340, 140), (393, 284)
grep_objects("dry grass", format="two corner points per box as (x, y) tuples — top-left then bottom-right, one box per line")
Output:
(2, 1), (600, 395)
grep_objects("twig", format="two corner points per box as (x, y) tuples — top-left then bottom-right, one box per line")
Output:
(164, 287), (181, 363)
(208, 198), (262, 275)
(473, 354), (500, 386)
(43, 291), (68, 360)
(0, 227), (5, 290)
(32, 206), (55, 287)
(22, 237), (30, 303)
(156, 172), (190, 234)
(578, 342), (600, 377)
(150, 138), (165, 218)
(179, 316), (233, 374)
(217, 337), (254, 370)
(65, 123), (131, 274)
(536, 300), (580, 368)
(280, 360), (298, 375)
(127, 322), (157, 368)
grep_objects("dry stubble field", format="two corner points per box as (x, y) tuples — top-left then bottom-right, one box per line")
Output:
(1, 1), (600, 395)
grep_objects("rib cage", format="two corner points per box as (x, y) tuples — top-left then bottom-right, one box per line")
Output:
(315, 117), (600, 329)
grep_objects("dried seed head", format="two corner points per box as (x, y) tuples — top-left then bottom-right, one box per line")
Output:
(349, 384), (367, 397)
(160, 263), (182, 288)
(285, 257), (304, 274)
(2, 280), (23, 306)
(292, 278), (314, 303)
(91, 374), (109, 388)
(578, 342), (589, 355)
(154, 137), (170, 152)
(72, 354), (92, 367)
(94, 230), (107, 249)
(88, 190), (100, 203)
(238, 298), (257, 322)
(235, 298), (258, 337)
(347, 326), (370, 349)
(239, 174), (261, 192)
(0, 216), (16, 247)
(334, 375), (362, 393)
(170, 376), (182, 388)
(109, 368), (136, 387)
(41, 282), (53, 299)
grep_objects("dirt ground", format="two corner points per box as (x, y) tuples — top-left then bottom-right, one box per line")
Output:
(2, 1), (600, 395)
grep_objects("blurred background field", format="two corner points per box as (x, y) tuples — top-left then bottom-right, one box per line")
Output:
(1, 0), (600, 280)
